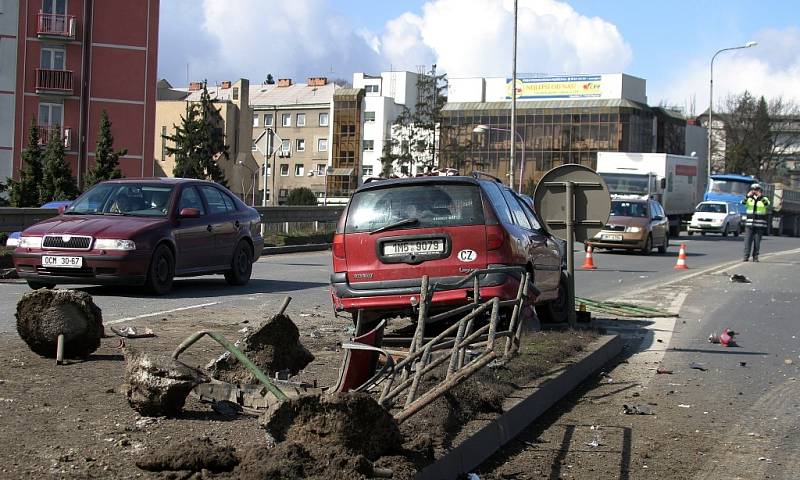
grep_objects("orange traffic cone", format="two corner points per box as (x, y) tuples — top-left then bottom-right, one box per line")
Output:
(581, 244), (597, 270)
(674, 243), (689, 270)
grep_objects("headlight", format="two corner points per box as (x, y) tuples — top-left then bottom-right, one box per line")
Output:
(18, 236), (42, 248)
(6, 237), (19, 247)
(624, 226), (641, 233)
(94, 239), (136, 251)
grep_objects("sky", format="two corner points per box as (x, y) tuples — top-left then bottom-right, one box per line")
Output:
(157, 0), (800, 114)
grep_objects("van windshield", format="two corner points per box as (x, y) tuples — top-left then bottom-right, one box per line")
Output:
(345, 184), (484, 233)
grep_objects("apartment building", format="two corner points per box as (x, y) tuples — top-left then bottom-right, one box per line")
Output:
(6, 0), (159, 187)
(250, 77), (336, 204)
(155, 79), (258, 202)
(326, 87), (365, 204)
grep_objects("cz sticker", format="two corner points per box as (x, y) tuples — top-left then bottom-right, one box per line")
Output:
(458, 249), (477, 262)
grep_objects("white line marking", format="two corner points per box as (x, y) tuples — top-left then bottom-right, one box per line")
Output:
(106, 302), (221, 325)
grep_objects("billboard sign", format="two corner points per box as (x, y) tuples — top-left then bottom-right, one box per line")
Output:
(506, 75), (602, 100)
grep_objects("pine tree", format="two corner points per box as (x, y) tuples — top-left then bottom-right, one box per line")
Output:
(86, 110), (126, 187)
(40, 126), (79, 202)
(8, 119), (44, 207)
(165, 80), (229, 185)
(265, 74), (275, 85)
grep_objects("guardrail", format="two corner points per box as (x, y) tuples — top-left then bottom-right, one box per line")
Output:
(0, 208), (60, 233)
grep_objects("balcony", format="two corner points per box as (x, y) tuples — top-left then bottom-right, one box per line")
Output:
(35, 69), (73, 95)
(37, 12), (77, 40)
(38, 125), (72, 149)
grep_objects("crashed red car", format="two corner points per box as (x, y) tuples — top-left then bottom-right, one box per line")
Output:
(330, 175), (568, 324)
(13, 178), (263, 294)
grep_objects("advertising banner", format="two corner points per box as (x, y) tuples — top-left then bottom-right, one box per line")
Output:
(506, 75), (602, 100)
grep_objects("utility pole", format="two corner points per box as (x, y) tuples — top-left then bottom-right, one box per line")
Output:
(509, 0), (518, 190)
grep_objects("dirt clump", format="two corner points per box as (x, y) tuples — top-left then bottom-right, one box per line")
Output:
(136, 436), (238, 473)
(261, 392), (402, 460)
(210, 313), (314, 384)
(15, 288), (104, 358)
(236, 442), (373, 480)
(123, 348), (207, 416)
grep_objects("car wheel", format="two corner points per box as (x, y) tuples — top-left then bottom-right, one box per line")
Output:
(146, 245), (174, 295)
(224, 240), (253, 286)
(26, 280), (55, 290)
(734, 227), (740, 237)
(658, 234), (668, 253)
(640, 235), (653, 255)
(536, 272), (569, 324)
(701, 232), (706, 236)
(688, 231), (694, 236)
(722, 224), (729, 237)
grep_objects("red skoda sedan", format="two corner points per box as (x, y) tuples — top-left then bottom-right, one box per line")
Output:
(13, 178), (263, 294)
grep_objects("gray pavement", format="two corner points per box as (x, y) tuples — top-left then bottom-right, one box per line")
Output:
(1, 233), (798, 333)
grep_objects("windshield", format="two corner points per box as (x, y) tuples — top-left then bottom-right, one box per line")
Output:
(66, 183), (175, 217)
(610, 201), (648, 218)
(601, 173), (652, 196)
(345, 184), (484, 233)
(697, 203), (726, 213)
(708, 179), (750, 196)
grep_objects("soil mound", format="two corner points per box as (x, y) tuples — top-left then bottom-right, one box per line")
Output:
(210, 313), (314, 384)
(15, 289), (104, 358)
(236, 442), (372, 480)
(136, 437), (238, 473)
(260, 392), (402, 460)
(123, 348), (207, 416)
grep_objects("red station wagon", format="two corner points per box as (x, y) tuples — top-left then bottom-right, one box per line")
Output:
(13, 178), (263, 294)
(330, 174), (568, 324)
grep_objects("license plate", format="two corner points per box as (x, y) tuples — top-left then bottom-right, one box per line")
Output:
(383, 239), (444, 257)
(600, 234), (623, 241)
(42, 256), (82, 268)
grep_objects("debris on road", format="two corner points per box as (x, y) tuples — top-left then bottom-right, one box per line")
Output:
(15, 289), (104, 359)
(730, 274), (751, 283)
(135, 437), (238, 473)
(784, 358), (794, 365)
(110, 325), (155, 339)
(622, 404), (653, 415)
(689, 362), (708, 371)
(122, 348), (207, 417)
(708, 329), (737, 347)
(656, 367), (673, 374)
(678, 404), (692, 408)
(740, 361), (747, 367)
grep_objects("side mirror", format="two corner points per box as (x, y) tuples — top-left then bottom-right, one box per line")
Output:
(179, 207), (201, 218)
(58, 205), (67, 214)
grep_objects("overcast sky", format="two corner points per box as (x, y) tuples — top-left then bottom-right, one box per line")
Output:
(157, 0), (800, 113)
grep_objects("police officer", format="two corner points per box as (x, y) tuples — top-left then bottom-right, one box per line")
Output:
(742, 183), (770, 262)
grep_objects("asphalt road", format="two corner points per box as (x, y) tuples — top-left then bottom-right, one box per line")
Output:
(1, 233), (798, 333)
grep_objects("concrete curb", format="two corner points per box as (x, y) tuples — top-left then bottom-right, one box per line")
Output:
(261, 243), (331, 255)
(416, 334), (623, 480)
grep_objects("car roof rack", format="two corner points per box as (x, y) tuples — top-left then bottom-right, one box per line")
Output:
(471, 171), (503, 183)
(363, 176), (388, 184)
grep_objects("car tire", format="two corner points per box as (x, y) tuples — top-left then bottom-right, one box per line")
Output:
(536, 272), (569, 324)
(640, 235), (653, 255)
(26, 281), (54, 290)
(146, 245), (174, 295)
(734, 228), (740, 237)
(722, 224), (729, 237)
(658, 234), (668, 253)
(701, 232), (706, 236)
(224, 240), (253, 286)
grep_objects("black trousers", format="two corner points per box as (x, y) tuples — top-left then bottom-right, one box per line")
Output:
(743, 226), (765, 259)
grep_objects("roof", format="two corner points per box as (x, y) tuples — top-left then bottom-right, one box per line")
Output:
(442, 98), (650, 113)
(334, 88), (364, 98)
(102, 177), (217, 185)
(249, 82), (337, 108)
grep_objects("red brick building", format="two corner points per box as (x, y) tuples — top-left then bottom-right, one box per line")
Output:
(10, 0), (159, 186)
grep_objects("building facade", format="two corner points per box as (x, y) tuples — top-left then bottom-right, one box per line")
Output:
(155, 79), (259, 202)
(7, 0), (159, 188)
(0, 0), (20, 187)
(327, 87), (364, 203)
(250, 77), (336, 204)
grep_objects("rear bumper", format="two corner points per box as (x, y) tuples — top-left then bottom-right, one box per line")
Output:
(12, 249), (150, 286)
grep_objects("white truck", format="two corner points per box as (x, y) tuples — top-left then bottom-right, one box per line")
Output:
(596, 152), (703, 236)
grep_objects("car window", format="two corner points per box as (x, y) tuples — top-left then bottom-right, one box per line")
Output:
(610, 201), (647, 218)
(482, 182), (513, 225)
(200, 186), (232, 215)
(66, 183), (174, 217)
(221, 192), (236, 212)
(517, 196), (544, 231)
(178, 186), (206, 215)
(500, 188), (532, 229)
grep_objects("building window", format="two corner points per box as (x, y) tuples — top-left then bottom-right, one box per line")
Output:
(319, 113), (329, 126)
(40, 46), (66, 70)
(315, 163), (326, 176)
(364, 111), (375, 122)
(340, 125), (356, 136)
(296, 139), (305, 151)
(362, 140), (374, 151)
(279, 189), (288, 198)
(252, 115), (259, 127)
(43, 0), (67, 15)
(295, 164), (304, 176)
(362, 165), (373, 176)
(232, 87), (239, 101)
(297, 113), (306, 127)
(281, 139), (291, 155)
(264, 113), (273, 126)
(317, 138), (328, 152)
(39, 102), (63, 127)
(161, 126), (168, 161)
(282, 113), (291, 127)
(315, 191), (325, 198)
(280, 164), (289, 176)
(251, 141), (258, 152)
(365, 84), (379, 94)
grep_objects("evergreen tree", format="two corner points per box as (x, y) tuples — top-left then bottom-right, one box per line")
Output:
(265, 74), (275, 85)
(86, 110), (126, 187)
(8, 119), (44, 207)
(165, 80), (229, 186)
(40, 126), (79, 202)
(285, 187), (318, 205)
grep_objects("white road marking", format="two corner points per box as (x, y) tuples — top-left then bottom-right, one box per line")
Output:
(106, 302), (221, 325)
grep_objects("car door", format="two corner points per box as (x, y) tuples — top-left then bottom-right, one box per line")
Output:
(172, 185), (215, 272)
(511, 192), (561, 296)
(650, 201), (668, 244)
(198, 185), (239, 267)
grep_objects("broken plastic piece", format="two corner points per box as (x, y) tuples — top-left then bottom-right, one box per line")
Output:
(689, 362), (707, 371)
(730, 274), (751, 283)
(656, 368), (673, 374)
(111, 326), (155, 339)
(622, 404), (653, 415)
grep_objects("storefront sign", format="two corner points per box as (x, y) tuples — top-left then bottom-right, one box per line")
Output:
(506, 75), (602, 100)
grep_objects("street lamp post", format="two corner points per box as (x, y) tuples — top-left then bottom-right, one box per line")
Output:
(473, 124), (525, 192)
(238, 160), (257, 206)
(509, 0), (519, 192)
(707, 41), (757, 180)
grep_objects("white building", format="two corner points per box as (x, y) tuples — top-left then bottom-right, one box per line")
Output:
(352, 71), (425, 178)
(0, 0), (18, 188)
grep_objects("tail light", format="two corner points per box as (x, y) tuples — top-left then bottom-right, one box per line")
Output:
(486, 225), (506, 251)
(332, 233), (346, 259)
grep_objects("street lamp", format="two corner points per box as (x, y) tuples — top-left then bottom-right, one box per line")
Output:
(707, 41), (757, 180)
(238, 160), (257, 206)
(473, 124), (526, 192)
